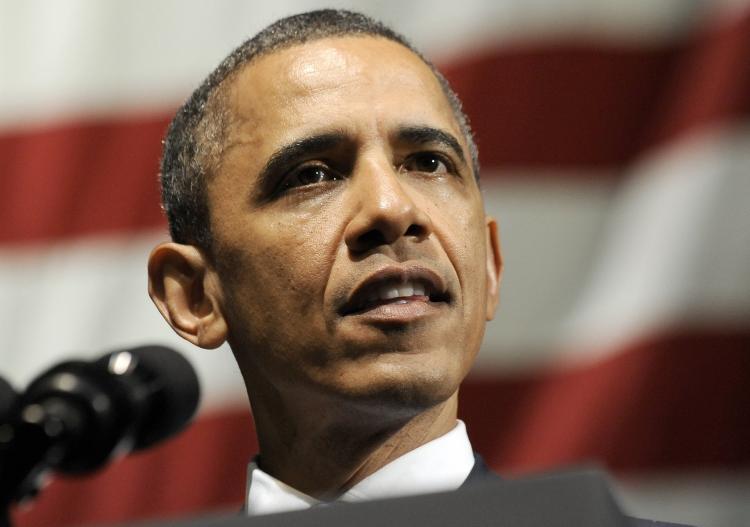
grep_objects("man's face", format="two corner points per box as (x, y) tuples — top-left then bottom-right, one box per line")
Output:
(207, 36), (499, 411)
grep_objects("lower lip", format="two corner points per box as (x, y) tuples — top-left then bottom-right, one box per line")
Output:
(345, 296), (446, 324)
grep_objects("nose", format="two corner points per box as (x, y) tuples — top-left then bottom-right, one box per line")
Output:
(344, 158), (433, 253)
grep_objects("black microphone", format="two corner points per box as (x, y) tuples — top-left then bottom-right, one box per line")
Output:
(0, 345), (200, 507)
(0, 377), (17, 424)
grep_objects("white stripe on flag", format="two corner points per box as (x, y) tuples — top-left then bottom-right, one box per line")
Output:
(559, 123), (750, 365)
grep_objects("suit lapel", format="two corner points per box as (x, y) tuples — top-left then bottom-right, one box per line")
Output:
(461, 453), (501, 487)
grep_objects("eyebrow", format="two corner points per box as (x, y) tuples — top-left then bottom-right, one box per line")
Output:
(253, 125), (467, 199)
(394, 126), (466, 166)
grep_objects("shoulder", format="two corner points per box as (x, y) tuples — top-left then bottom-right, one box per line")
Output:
(463, 456), (694, 527)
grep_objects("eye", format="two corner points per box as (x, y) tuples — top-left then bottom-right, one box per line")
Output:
(401, 152), (452, 175)
(281, 163), (341, 190)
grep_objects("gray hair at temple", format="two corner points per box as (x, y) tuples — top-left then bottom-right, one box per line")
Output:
(159, 9), (479, 251)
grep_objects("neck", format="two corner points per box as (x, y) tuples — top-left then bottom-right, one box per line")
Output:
(250, 389), (459, 499)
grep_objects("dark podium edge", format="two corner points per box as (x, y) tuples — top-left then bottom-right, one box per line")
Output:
(116, 469), (665, 527)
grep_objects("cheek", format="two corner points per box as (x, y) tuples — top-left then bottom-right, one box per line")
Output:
(217, 212), (338, 328)
(425, 190), (488, 300)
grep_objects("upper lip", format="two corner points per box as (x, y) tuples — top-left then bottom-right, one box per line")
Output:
(339, 264), (450, 315)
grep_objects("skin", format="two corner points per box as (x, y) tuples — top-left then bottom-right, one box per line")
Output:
(148, 36), (502, 498)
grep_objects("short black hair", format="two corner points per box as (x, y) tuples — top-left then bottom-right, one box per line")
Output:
(160, 9), (479, 250)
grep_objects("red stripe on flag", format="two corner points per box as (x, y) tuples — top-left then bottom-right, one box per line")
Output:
(646, 6), (750, 146)
(462, 328), (750, 474)
(1, 115), (170, 244)
(444, 44), (680, 169)
(443, 6), (750, 169)
(12, 327), (750, 527)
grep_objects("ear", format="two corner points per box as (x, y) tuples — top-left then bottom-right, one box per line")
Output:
(484, 216), (503, 321)
(147, 242), (228, 349)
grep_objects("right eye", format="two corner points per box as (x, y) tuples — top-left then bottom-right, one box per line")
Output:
(281, 163), (342, 190)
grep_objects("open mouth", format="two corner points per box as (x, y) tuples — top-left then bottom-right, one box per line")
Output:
(340, 267), (450, 316)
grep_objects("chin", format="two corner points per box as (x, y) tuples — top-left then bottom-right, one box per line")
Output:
(321, 359), (466, 416)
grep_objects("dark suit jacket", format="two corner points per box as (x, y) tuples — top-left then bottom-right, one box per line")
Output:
(462, 454), (693, 527)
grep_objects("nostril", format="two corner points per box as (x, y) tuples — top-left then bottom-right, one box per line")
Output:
(355, 224), (424, 251)
(405, 224), (425, 238)
(358, 229), (387, 248)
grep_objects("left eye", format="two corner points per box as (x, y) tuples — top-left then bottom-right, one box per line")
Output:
(401, 152), (451, 174)
(279, 163), (342, 192)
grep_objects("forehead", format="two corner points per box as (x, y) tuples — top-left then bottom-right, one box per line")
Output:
(222, 36), (461, 149)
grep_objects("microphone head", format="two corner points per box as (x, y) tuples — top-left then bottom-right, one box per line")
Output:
(20, 358), (134, 473)
(116, 345), (201, 450)
(18, 345), (200, 474)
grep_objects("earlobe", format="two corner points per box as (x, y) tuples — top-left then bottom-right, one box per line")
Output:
(484, 216), (503, 321)
(147, 242), (228, 349)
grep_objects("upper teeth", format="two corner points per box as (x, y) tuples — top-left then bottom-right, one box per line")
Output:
(367, 281), (427, 303)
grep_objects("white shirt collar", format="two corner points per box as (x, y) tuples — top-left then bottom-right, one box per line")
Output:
(245, 420), (475, 516)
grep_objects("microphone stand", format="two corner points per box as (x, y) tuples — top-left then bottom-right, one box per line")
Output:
(0, 399), (80, 527)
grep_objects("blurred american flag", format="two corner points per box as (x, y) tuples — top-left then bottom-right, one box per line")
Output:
(1, 1), (749, 526)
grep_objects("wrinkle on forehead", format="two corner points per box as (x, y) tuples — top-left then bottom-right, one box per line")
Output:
(221, 36), (461, 157)
(233, 37), (443, 112)
(284, 38), (438, 97)
(291, 44), (361, 88)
